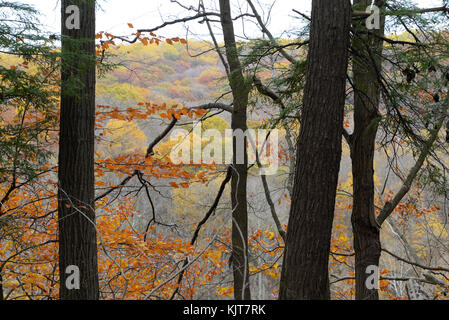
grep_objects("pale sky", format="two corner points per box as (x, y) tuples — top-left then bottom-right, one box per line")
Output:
(22, 0), (308, 39)
(23, 0), (444, 40)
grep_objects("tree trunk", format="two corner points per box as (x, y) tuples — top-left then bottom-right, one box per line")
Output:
(279, 0), (351, 300)
(219, 0), (251, 300)
(58, 0), (99, 300)
(351, 0), (385, 300)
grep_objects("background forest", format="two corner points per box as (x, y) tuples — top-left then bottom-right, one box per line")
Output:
(1, 0), (449, 301)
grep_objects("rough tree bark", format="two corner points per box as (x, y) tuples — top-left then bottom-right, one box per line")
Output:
(58, 0), (99, 300)
(219, 0), (251, 300)
(279, 0), (351, 300)
(351, 0), (385, 300)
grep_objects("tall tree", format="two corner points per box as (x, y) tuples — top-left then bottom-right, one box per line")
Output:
(350, 0), (385, 300)
(350, 1), (449, 299)
(58, 0), (99, 299)
(219, 0), (251, 300)
(279, 0), (351, 299)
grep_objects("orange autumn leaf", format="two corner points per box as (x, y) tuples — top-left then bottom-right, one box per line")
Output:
(169, 182), (179, 188)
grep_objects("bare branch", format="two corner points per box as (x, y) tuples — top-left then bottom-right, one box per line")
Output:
(95, 116), (178, 203)
(189, 102), (233, 113)
(382, 248), (449, 273)
(246, 0), (297, 65)
(376, 105), (447, 226)
(200, 0), (230, 77)
(292, 9), (311, 21)
(191, 166), (232, 245)
(146, 115), (178, 157)
(135, 12), (255, 35)
(353, 5), (448, 17)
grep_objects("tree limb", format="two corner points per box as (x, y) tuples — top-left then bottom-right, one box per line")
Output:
(353, 6), (448, 17)
(246, 0), (297, 65)
(189, 102), (233, 113)
(376, 105), (447, 226)
(95, 116), (178, 203)
(146, 115), (178, 157)
(382, 248), (449, 273)
(190, 166), (232, 245)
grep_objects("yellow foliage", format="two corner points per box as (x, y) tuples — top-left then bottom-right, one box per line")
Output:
(105, 119), (147, 157)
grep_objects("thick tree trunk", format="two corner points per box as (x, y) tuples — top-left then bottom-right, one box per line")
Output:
(219, 0), (251, 300)
(279, 0), (351, 300)
(351, 0), (385, 300)
(58, 0), (99, 300)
